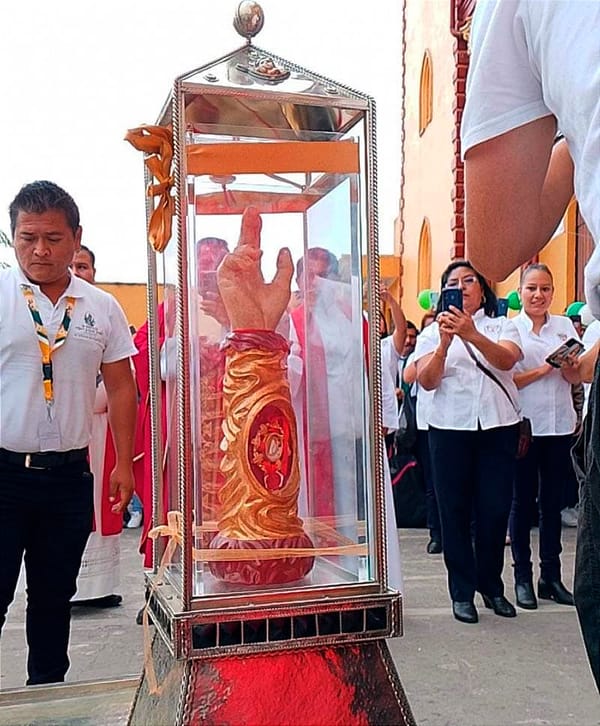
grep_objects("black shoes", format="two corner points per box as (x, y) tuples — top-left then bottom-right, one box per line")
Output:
(538, 578), (574, 606)
(481, 594), (517, 618)
(452, 601), (478, 624)
(426, 538), (442, 554)
(515, 582), (538, 610)
(513, 579), (574, 608)
(72, 594), (123, 609)
(453, 595), (517, 622)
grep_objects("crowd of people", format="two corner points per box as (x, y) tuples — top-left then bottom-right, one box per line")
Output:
(1, 185), (598, 691)
(390, 260), (597, 627)
(1, 1), (599, 699)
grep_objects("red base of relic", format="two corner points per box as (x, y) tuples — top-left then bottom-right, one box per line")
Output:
(207, 533), (315, 585)
(129, 636), (416, 725)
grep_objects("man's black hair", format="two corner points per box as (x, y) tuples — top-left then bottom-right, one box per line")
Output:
(9, 180), (80, 237)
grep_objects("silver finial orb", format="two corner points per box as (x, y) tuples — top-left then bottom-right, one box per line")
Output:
(233, 2), (265, 40)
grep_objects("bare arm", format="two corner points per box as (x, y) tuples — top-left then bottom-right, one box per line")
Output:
(416, 329), (453, 391)
(578, 341), (600, 383)
(439, 309), (521, 370)
(465, 118), (574, 281)
(416, 350), (448, 391)
(403, 360), (416, 386)
(514, 364), (554, 390)
(381, 289), (406, 356)
(468, 332), (521, 371)
(101, 358), (138, 513)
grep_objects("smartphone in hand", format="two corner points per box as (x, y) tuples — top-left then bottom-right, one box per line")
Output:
(441, 287), (463, 313)
(496, 298), (509, 317)
(545, 338), (584, 368)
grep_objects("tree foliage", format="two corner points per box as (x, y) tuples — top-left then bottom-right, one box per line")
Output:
(0, 229), (12, 268)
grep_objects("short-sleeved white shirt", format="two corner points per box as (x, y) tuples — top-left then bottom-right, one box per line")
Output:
(512, 312), (578, 436)
(413, 310), (522, 431)
(380, 335), (401, 431)
(404, 351), (434, 432)
(0, 267), (137, 452)
(462, 0), (600, 315)
(582, 320), (600, 417)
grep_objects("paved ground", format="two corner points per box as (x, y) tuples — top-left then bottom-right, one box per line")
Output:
(0, 526), (597, 725)
(392, 527), (598, 726)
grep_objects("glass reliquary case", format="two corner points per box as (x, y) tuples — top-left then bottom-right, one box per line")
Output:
(127, 3), (402, 659)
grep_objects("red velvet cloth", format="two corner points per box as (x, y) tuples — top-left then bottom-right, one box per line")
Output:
(96, 427), (123, 535)
(132, 303), (167, 568)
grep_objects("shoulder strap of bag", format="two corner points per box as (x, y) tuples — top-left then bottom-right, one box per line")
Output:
(462, 340), (521, 416)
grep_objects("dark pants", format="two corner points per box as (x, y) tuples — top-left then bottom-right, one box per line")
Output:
(510, 434), (572, 583)
(429, 425), (518, 603)
(416, 430), (440, 540)
(562, 434), (580, 509)
(572, 358), (600, 692)
(0, 461), (93, 685)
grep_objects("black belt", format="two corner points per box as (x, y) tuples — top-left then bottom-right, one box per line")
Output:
(0, 447), (88, 470)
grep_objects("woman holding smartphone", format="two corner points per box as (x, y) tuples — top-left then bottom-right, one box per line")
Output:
(510, 263), (580, 610)
(414, 261), (523, 624)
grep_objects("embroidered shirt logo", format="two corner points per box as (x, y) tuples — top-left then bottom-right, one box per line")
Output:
(84, 312), (96, 328)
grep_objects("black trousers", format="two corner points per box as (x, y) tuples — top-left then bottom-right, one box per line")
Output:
(429, 424), (518, 603)
(0, 460), (93, 685)
(416, 430), (440, 540)
(510, 434), (572, 583)
(572, 356), (600, 692)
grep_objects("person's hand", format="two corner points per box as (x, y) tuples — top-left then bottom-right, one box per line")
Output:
(438, 327), (454, 350)
(539, 362), (555, 376)
(217, 207), (294, 330)
(559, 351), (581, 369)
(438, 307), (477, 341)
(436, 313), (455, 350)
(380, 289), (394, 307)
(108, 462), (135, 514)
(199, 290), (230, 327)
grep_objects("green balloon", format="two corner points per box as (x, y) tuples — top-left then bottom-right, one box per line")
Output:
(566, 301), (585, 317)
(507, 290), (521, 311)
(418, 289), (432, 310)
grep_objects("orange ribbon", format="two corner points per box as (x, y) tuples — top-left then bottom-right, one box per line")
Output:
(142, 510), (183, 695)
(125, 125), (175, 253)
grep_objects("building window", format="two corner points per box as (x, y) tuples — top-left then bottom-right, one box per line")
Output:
(418, 217), (432, 291)
(419, 50), (433, 136)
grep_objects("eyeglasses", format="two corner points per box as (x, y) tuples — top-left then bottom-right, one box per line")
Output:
(445, 275), (478, 288)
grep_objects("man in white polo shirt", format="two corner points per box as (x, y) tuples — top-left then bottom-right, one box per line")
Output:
(0, 180), (137, 685)
(461, 0), (600, 691)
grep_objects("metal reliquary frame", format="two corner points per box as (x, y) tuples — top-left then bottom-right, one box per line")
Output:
(134, 8), (401, 664)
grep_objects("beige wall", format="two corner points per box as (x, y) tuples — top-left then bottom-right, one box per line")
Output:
(494, 229), (575, 318)
(399, 0), (457, 324)
(97, 282), (148, 331)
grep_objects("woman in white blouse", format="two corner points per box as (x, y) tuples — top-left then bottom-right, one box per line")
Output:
(414, 261), (522, 624)
(510, 264), (580, 610)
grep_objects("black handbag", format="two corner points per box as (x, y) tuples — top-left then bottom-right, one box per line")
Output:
(394, 393), (418, 455)
(463, 341), (532, 459)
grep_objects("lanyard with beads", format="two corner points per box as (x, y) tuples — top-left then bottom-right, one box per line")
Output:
(20, 284), (76, 418)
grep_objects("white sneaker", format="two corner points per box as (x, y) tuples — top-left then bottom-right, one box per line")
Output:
(126, 511), (143, 529)
(561, 506), (578, 528)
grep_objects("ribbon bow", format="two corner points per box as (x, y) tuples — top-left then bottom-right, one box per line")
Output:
(125, 125), (175, 253)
